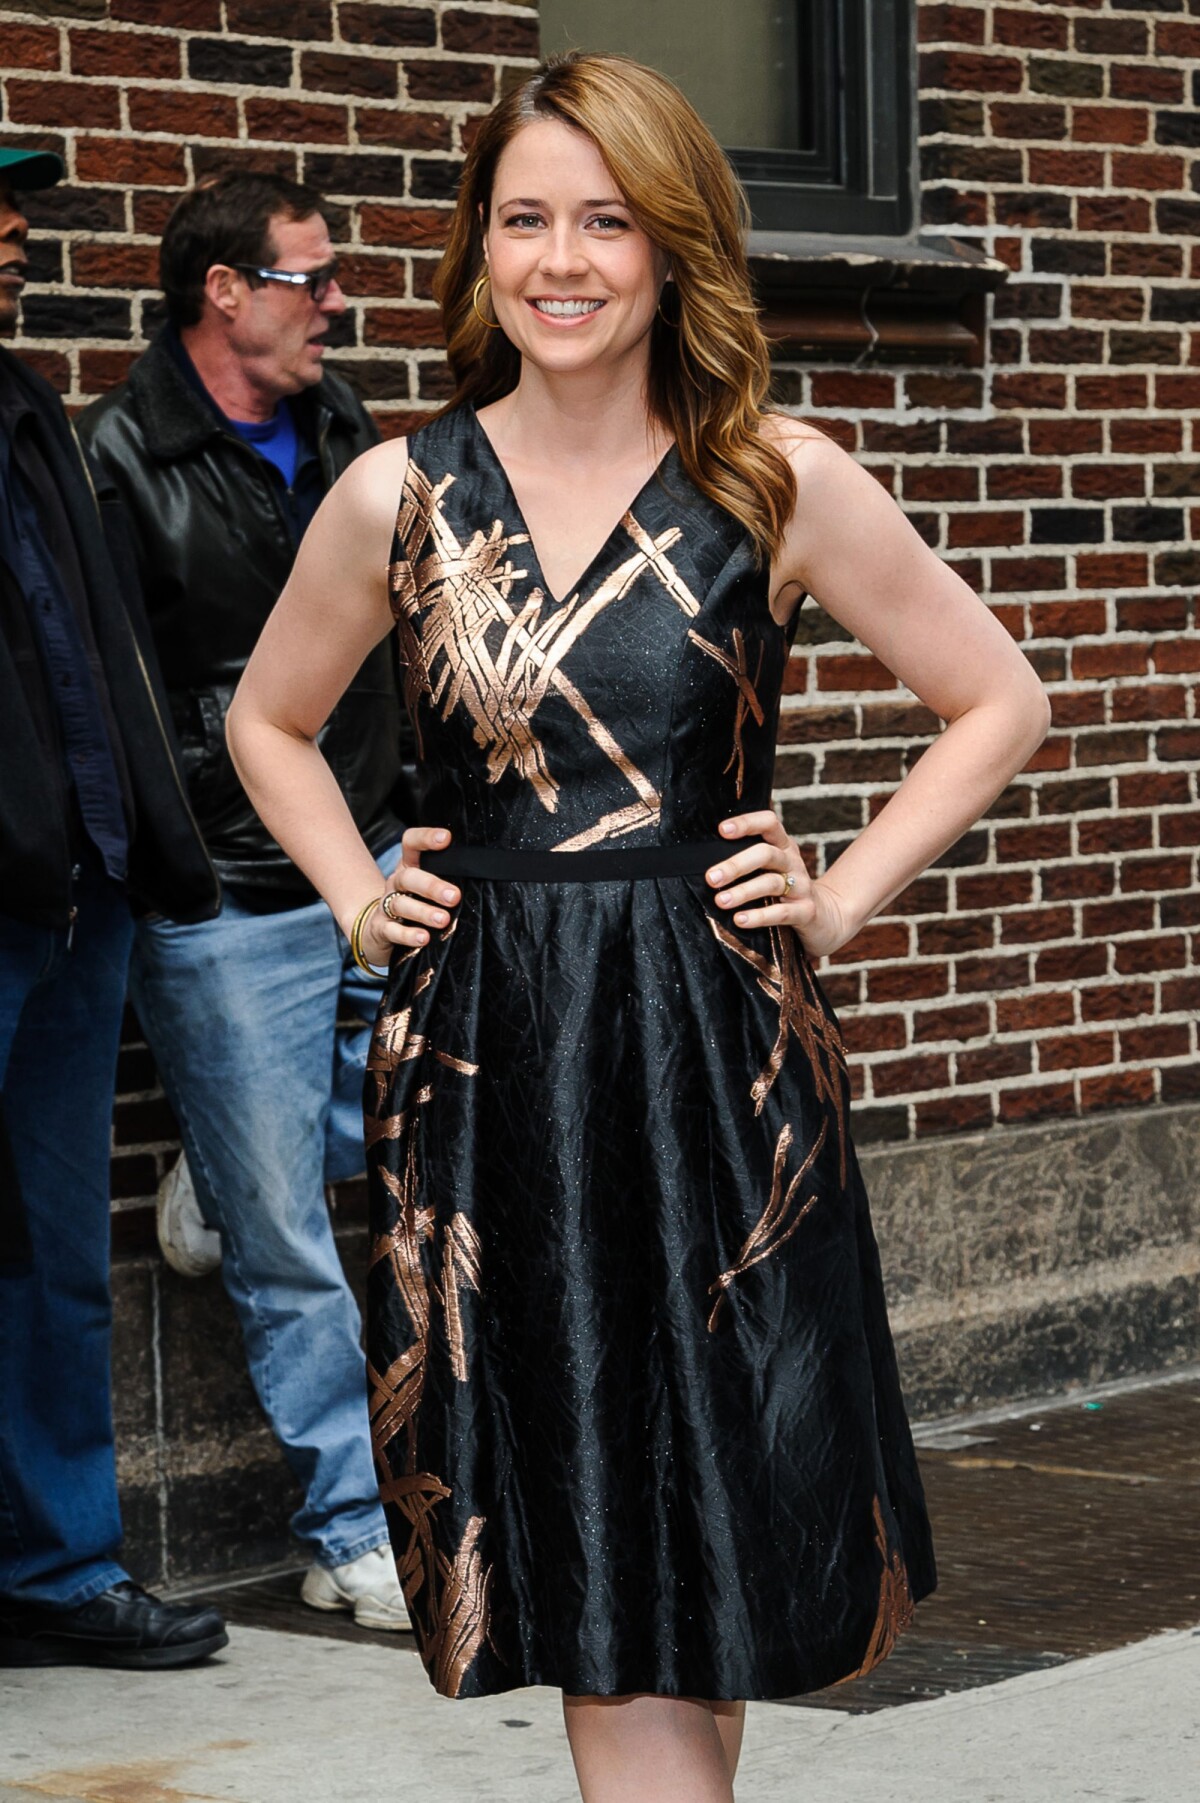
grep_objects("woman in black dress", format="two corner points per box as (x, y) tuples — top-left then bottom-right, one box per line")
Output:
(229, 51), (1050, 1803)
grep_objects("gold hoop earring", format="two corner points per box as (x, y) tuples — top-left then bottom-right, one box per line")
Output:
(472, 273), (500, 330)
(657, 284), (680, 328)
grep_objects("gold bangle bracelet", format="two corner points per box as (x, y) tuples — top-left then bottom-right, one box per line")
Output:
(350, 895), (390, 980)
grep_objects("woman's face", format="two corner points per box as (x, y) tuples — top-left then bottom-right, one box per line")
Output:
(482, 118), (669, 381)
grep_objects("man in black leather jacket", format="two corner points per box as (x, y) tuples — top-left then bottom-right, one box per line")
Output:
(0, 147), (226, 1667)
(79, 172), (411, 1630)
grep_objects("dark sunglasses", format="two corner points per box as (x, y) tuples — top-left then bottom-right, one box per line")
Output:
(232, 259), (339, 302)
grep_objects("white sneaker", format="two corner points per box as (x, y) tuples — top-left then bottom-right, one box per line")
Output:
(301, 1545), (411, 1632)
(156, 1155), (222, 1278)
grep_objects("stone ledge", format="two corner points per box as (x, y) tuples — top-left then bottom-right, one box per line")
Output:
(749, 231), (1010, 366)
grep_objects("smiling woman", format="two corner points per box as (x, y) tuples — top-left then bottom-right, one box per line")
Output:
(435, 54), (798, 568)
(226, 47), (1049, 1803)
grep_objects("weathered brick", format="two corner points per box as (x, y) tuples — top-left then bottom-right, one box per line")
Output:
(188, 37), (293, 86)
(913, 1003), (993, 1043)
(915, 1094), (996, 1136)
(994, 7), (1067, 52)
(405, 57), (495, 102)
(301, 48), (397, 98)
(992, 189), (1073, 231)
(71, 240), (159, 287)
(991, 557), (1067, 593)
(79, 346), (140, 392)
(245, 97), (348, 143)
(363, 304), (444, 346)
(1029, 58), (1103, 100)
(356, 108), (452, 150)
(919, 95), (985, 136)
(996, 990), (1076, 1033)
(70, 26), (181, 78)
(76, 137), (187, 186)
(1156, 109), (1200, 149)
(1111, 682), (1188, 724)
(1029, 148), (1105, 187)
(442, 8), (538, 57)
(1030, 507), (1105, 545)
(21, 293), (131, 339)
(1073, 106), (1149, 147)
(225, 0), (332, 39)
(870, 1053), (951, 1098)
(129, 88), (239, 137)
(1076, 16), (1148, 57)
(920, 49), (1024, 93)
(4, 22), (61, 68)
(1113, 151), (1186, 192)
(924, 143), (1023, 183)
(111, 0), (219, 23)
(957, 1041), (1032, 1083)
(190, 144), (299, 182)
(866, 963), (950, 1003)
(988, 464), (1061, 501)
(919, 4), (988, 46)
(338, 3), (438, 48)
(1153, 19), (1200, 61)
(956, 952), (1033, 993)
(1078, 195), (1152, 234)
(1080, 1069), (1156, 1111)
(998, 1082), (1076, 1125)
(1111, 63), (1185, 106)
(7, 77), (119, 128)
(1038, 1031), (1115, 1072)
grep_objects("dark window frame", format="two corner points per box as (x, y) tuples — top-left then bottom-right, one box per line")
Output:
(729, 0), (917, 240)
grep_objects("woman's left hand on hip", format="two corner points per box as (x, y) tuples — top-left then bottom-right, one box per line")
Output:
(707, 809), (850, 958)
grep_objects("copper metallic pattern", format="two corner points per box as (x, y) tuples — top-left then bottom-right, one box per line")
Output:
(707, 1117), (828, 1332)
(837, 1496), (915, 1683)
(686, 627), (765, 799)
(432, 1515), (493, 1698)
(368, 936), (492, 1697)
(390, 461), (703, 845)
(441, 1212), (483, 1384)
(707, 916), (850, 1185)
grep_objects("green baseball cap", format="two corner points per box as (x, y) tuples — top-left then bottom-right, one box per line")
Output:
(0, 147), (65, 192)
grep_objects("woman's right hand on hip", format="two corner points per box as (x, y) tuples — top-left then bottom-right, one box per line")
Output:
(362, 826), (460, 960)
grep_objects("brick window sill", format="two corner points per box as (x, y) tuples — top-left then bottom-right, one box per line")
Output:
(749, 231), (1010, 368)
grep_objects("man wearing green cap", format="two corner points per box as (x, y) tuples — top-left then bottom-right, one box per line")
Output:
(0, 146), (228, 1667)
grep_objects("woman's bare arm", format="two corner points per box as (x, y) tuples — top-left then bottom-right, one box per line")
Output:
(225, 438), (460, 959)
(711, 424), (1052, 955)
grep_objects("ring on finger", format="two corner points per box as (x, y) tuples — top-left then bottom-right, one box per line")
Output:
(782, 871), (797, 895)
(381, 891), (403, 922)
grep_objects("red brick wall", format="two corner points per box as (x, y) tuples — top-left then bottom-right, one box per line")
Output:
(1, 1), (1196, 1212)
(774, 0), (1199, 1144)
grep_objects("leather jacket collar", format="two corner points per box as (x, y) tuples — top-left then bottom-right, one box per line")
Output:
(127, 327), (360, 464)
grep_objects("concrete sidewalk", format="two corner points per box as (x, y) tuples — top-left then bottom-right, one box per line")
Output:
(2, 1623), (1195, 1801)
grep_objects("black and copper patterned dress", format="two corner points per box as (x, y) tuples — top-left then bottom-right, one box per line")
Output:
(366, 401), (935, 1701)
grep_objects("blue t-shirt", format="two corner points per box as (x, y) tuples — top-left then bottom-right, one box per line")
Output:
(229, 402), (299, 488)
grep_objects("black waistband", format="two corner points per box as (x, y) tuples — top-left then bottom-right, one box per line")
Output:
(422, 839), (756, 884)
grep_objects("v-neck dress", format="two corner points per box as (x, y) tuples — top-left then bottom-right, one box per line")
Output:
(367, 401), (936, 1701)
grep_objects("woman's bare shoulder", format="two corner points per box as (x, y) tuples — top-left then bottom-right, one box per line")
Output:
(760, 410), (843, 461)
(323, 433), (412, 537)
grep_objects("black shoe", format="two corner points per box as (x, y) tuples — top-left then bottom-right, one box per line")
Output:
(0, 1579), (228, 1670)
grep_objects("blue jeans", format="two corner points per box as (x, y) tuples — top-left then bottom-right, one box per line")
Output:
(0, 864), (135, 1606)
(129, 850), (399, 1569)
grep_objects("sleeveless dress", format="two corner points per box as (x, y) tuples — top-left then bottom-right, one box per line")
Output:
(366, 402), (936, 1701)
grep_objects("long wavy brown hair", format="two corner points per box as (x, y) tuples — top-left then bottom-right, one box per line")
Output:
(434, 51), (796, 565)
